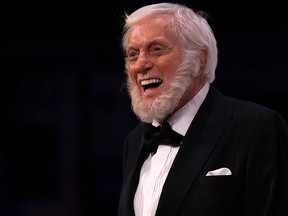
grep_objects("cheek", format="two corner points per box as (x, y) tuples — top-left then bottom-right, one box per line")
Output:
(127, 70), (138, 85)
(161, 55), (182, 72)
(163, 63), (180, 79)
(126, 65), (135, 79)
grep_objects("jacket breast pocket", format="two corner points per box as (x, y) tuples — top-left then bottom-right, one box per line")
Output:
(191, 175), (243, 212)
(180, 175), (243, 216)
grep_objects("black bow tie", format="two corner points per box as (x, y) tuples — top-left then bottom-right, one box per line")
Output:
(142, 122), (184, 154)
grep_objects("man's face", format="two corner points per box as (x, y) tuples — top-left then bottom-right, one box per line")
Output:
(125, 14), (184, 116)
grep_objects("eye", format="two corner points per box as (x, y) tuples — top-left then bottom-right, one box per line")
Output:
(127, 50), (139, 61)
(150, 44), (165, 55)
(153, 46), (163, 52)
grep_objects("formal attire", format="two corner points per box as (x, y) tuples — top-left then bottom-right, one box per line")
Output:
(118, 84), (288, 216)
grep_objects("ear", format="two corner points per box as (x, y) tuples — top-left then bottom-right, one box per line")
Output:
(199, 48), (208, 70)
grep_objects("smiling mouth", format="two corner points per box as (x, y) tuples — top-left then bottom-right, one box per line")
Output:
(141, 78), (163, 91)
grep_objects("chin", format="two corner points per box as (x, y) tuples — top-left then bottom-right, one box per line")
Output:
(132, 97), (154, 123)
(131, 91), (177, 123)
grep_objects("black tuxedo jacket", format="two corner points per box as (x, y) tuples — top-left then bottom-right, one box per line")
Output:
(118, 86), (288, 216)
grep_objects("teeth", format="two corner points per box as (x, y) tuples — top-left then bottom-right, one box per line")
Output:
(141, 79), (162, 86)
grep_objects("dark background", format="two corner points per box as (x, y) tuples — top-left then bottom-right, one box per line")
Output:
(0, 0), (287, 215)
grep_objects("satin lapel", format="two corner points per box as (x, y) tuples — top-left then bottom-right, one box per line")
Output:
(119, 136), (148, 216)
(156, 87), (233, 216)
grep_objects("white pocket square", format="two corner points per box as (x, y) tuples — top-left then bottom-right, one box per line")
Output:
(206, 167), (232, 176)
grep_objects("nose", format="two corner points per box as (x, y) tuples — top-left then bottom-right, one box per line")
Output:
(133, 52), (153, 74)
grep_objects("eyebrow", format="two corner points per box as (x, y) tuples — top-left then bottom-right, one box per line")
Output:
(127, 38), (171, 51)
(146, 38), (170, 47)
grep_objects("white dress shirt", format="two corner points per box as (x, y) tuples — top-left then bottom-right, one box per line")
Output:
(134, 83), (210, 216)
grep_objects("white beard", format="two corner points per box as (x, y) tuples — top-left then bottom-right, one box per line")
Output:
(127, 62), (193, 123)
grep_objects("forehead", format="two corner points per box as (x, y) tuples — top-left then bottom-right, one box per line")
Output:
(127, 14), (176, 46)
